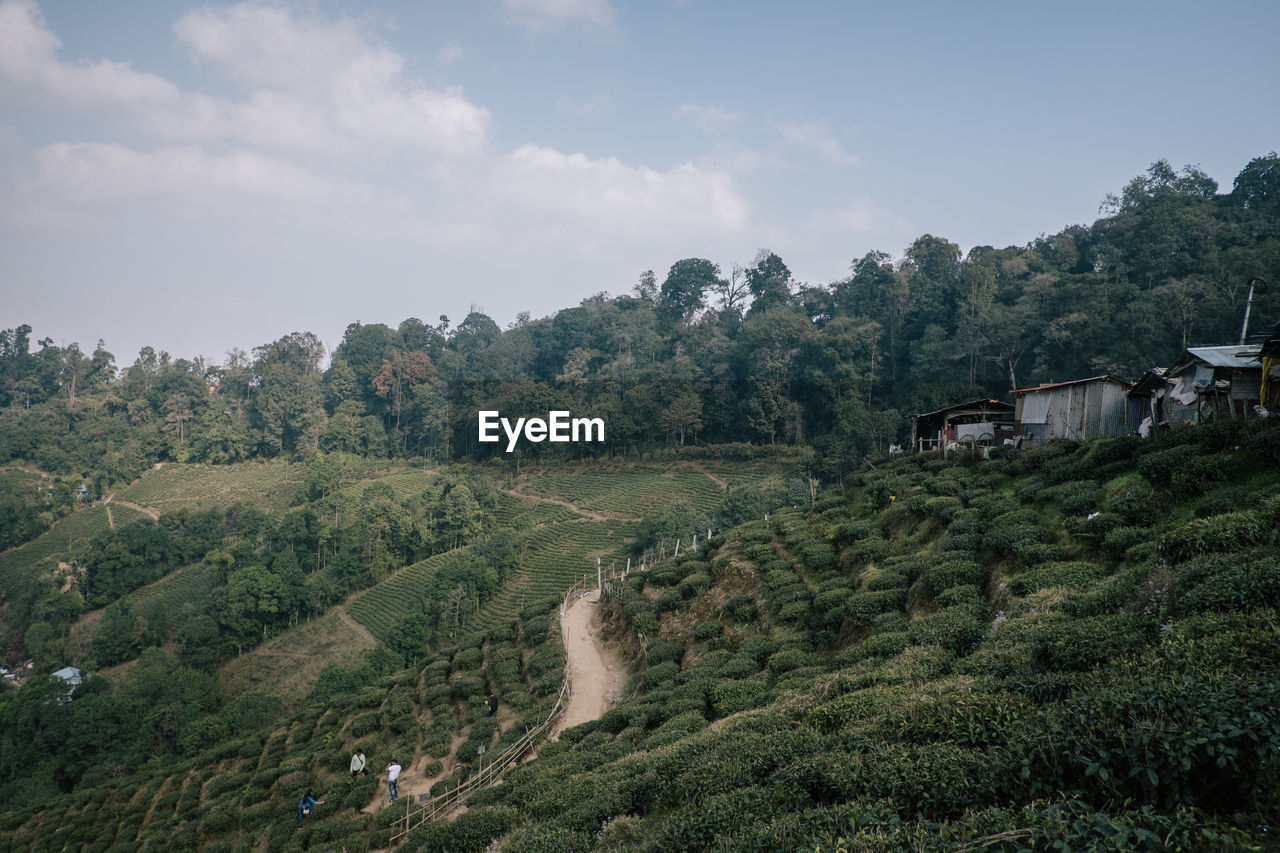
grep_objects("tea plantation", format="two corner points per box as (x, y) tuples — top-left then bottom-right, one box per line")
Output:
(1, 423), (1278, 851)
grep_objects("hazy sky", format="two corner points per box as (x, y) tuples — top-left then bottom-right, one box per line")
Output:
(3, 0), (1278, 366)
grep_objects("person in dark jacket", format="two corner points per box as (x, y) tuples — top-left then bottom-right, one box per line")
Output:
(486, 690), (498, 717)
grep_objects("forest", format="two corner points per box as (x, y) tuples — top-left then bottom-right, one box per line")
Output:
(1, 155), (1277, 496)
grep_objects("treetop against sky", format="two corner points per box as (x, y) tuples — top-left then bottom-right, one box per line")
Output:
(1, 0), (1278, 364)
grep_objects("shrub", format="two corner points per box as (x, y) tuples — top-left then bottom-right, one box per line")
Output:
(1138, 444), (1227, 497)
(645, 638), (684, 667)
(678, 572), (711, 599)
(766, 649), (814, 675)
(830, 519), (881, 545)
(1007, 561), (1108, 596)
(348, 712), (379, 738)
(983, 520), (1052, 556)
(641, 661), (680, 690)
(452, 647), (483, 671)
(919, 559), (986, 596)
(1028, 613), (1155, 673)
(1103, 477), (1158, 524)
(1162, 511), (1270, 562)
(1170, 548), (1280, 614)
(451, 673), (487, 700)
(711, 679), (771, 717)
(520, 615), (550, 645)
(846, 537), (893, 566)
(1193, 487), (1251, 518)
(1017, 543), (1065, 565)
(692, 620), (723, 641)
(1102, 525), (1153, 558)
(722, 595), (756, 623)
(654, 587), (685, 613)
(924, 496), (963, 521)
(834, 631), (908, 665)
(1056, 481), (1104, 515)
(908, 601), (987, 656)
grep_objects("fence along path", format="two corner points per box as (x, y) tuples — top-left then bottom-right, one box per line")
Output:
(389, 564), (630, 844)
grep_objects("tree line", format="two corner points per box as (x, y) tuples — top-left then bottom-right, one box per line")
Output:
(1, 154), (1276, 493)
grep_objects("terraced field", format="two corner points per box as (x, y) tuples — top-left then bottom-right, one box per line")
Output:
(493, 491), (585, 527)
(347, 549), (474, 643)
(470, 519), (639, 632)
(511, 464), (727, 516)
(335, 467), (439, 502)
(116, 462), (306, 514)
(0, 504), (116, 595)
(128, 561), (218, 615)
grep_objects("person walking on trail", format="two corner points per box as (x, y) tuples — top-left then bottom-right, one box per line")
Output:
(350, 749), (367, 778)
(486, 690), (498, 717)
(297, 790), (324, 828)
(386, 759), (402, 804)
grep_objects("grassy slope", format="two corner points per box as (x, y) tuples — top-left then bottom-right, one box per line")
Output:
(458, 424), (1280, 852)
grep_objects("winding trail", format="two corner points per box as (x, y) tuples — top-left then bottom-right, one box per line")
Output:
(497, 486), (639, 521)
(365, 587), (626, 819)
(552, 589), (628, 739)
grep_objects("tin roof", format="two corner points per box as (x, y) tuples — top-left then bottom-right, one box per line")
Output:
(911, 399), (1014, 420)
(1185, 345), (1262, 369)
(1010, 375), (1130, 395)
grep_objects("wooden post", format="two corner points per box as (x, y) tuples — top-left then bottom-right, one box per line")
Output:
(674, 538), (680, 558)
(597, 557), (601, 592)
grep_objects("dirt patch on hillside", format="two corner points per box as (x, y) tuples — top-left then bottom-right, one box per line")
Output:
(220, 607), (376, 705)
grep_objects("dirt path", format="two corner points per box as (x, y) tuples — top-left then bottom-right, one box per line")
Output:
(103, 494), (161, 521)
(363, 730), (467, 816)
(498, 487), (639, 522)
(336, 607), (377, 648)
(552, 590), (628, 739)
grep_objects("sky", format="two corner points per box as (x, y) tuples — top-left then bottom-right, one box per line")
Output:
(2, 0), (1279, 367)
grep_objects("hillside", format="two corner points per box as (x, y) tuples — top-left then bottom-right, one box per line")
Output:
(1, 424), (1278, 851)
(455, 422), (1280, 851)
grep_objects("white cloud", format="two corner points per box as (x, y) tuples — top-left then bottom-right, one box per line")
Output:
(803, 198), (905, 234)
(498, 0), (615, 31)
(499, 145), (749, 235)
(778, 122), (859, 166)
(436, 42), (464, 65)
(0, 0), (186, 109)
(29, 142), (332, 203)
(1, 0), (775, 362)
(172, 4), (490, 155)
(673, 102), (745, 132)
(558, 94), (614, 115)
(0, 0), (489, 156)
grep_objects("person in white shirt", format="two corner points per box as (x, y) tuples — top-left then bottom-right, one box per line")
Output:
(350, 749), (367, 778)
(386, 759), (402, 803)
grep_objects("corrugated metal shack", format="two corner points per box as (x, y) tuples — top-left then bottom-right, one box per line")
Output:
(1164, 344), (1264, 423)
(910, 399), (1015, 452)
(1012, 376), (1145, 445)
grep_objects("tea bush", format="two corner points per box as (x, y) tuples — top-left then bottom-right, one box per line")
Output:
(1007, 561), (1108, 595)
(1162, 511), (1270, 562)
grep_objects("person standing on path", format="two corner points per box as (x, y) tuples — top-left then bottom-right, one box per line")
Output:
(386, 758), (402, 804)
(486, 690), (498, 717)
(350, 749), (367, 778)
